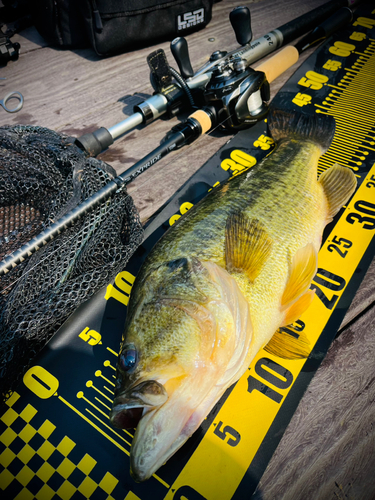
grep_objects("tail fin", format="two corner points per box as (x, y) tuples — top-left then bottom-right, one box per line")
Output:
(268, 106), (335, 153)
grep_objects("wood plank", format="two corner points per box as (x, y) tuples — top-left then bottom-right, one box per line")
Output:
(339, 256), (375, 332)
(256, 301), (375, 500)
(1, 1), (374, 496)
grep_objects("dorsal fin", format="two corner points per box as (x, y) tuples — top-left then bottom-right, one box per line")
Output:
(264, 325), (311, 360)
(225, 213), (272, 283)
(319, 163), (357, 221)
(267, 105), (335, 152)
(281, 243), (317, 309)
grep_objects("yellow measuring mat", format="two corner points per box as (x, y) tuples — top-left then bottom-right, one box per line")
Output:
(1, 6), (375, 500)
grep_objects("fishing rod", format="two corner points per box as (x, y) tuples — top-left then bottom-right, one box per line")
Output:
(0, 6), (355, 276)
(254, 6), (354, 84)
(0, 109), (214, 277)
(76, 0), (359, 156)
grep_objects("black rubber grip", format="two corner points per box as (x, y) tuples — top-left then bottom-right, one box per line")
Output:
(75, 127), (114, 157)
(319, 7), (352, 37)
(295, 6), (352, 54)
(278, 0), (348, 45)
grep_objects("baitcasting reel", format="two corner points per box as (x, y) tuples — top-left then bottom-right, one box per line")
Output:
(202, 55), (270, 130)
(146, 6), (270, 131)
(76, 1), (353, 156)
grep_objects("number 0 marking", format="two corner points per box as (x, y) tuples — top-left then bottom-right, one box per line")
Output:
(23, 366), (59, 399)
(173, 485), (206, 500)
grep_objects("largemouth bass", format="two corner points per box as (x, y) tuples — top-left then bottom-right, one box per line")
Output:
(110, 107), (357, 481)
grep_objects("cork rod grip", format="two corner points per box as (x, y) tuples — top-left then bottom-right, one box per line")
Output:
(189, 110), (212, 135)
(254, 46), (299, 84)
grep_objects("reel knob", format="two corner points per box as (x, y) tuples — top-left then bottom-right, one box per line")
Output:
(230, 6), (252, 46)
(171, 37), (194, 79)
(210, 50), (227, 62)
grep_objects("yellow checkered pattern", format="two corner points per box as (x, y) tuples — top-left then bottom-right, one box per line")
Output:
(0, 393), (121, 499)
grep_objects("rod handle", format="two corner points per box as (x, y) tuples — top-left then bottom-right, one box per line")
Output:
(254, 46), (299, 84)
(189, 109), (212, 135)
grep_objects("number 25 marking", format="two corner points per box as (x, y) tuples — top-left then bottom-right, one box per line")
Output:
(327, 235), (352, 258)
(366, 175), (375, 189)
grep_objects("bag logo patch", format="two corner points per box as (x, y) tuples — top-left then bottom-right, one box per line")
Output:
(177, 8), (205, 31)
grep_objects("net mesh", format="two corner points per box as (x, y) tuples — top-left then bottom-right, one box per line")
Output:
(0, 125), (143, 403)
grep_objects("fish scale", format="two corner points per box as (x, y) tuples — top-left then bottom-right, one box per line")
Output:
(110, 108), (357, 481)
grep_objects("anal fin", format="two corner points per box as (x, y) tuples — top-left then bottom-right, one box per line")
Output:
(319, 163), (357, 221)
(264, 326), (311, 360)
(225, 212), (272, 283)
(281, 288), (315, 327)
(281, 243), (317, 310)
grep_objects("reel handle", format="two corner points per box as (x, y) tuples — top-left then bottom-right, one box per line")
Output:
(171, 37), (194, 79)
(229, 6), (252, 46)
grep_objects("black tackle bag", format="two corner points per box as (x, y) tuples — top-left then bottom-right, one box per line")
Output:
(31, 0), (215, 56)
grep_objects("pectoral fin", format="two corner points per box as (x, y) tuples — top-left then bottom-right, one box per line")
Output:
(225, 212), (272, 282)
(264, 326), (311, 360)
(281, 243), (317, 310)
(319, 163), (357, 221)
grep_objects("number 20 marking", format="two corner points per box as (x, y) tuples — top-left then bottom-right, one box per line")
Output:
(311, 268), (346, 310)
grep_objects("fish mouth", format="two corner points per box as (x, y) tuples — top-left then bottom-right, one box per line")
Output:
(110, 406), (144, 429)
(110, 378), (200, 482)
(128, 390), (208, 482)
(110, 380), (168, 430)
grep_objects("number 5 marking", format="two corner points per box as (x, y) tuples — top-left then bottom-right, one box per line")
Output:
(79, 327), (102, 345)
(213, 421), (241, 447)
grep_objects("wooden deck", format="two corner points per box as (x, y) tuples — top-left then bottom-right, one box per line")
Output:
(1, 0), (374, 498)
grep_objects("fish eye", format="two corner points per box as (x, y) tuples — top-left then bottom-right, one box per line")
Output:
(119, 344), (138, 372)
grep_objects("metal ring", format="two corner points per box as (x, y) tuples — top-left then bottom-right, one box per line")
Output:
(1, 91), (24, 113)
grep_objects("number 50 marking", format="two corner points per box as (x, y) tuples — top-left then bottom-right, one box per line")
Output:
(298, 70), (329, 90)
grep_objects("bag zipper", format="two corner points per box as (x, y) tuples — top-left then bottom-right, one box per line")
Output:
(91, 0), (103, 31)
